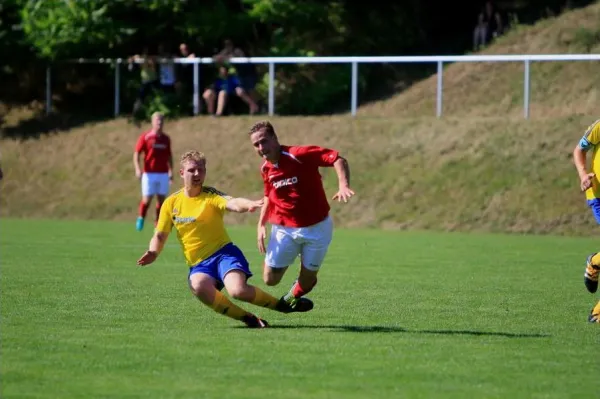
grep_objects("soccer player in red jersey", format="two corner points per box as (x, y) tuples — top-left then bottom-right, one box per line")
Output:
(133, 112), (173, 231)
(248, 120), (355, 307)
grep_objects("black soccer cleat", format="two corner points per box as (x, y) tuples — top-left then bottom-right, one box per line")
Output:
(290, 297), (314, 312)
(242, 314), (270, 328)
(275, 297), (314, 313)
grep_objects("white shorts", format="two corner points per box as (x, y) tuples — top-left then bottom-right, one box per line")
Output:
(141, 172), (170, 196)
(265, 216), (333, 271)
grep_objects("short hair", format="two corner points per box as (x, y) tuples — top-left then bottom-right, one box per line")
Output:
(249, 120), (276, 137)
(151, 111), (164, 120)
(180, 150), (206, 168)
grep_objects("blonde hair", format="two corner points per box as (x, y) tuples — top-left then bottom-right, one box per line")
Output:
(180, 150), (206, 168)
(151, 111), (164, 120)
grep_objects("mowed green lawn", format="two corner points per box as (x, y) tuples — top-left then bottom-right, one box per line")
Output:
(1, 219), (598, 399)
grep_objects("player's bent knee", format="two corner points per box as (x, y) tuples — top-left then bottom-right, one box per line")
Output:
(189, 284), (205, 298)
(263, 270), (285, 286)
(263, 277), (279, 286)
(227, 286), (252, 301)
(227, 288), (243, 300)
(189, 279), (213, 299)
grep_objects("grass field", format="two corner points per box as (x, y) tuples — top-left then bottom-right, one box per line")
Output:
(1, 218), (598, 398)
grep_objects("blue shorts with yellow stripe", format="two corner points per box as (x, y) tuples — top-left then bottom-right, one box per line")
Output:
(188, 243), (252, 290)
(587, 199), (600, 225)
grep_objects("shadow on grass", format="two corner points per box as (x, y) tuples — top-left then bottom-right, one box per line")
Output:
(257, 324), (549, 338)
(0, 111), (113, 140)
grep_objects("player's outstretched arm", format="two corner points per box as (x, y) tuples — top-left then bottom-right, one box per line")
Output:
(168, 153), (174, 182)
(226, 197), (264, 213)
(573, 144), (595, 192)
(137, 231), (169, 266)
(331, 156), (355, 203)
(257, 196), (270, 254)
(133, 151), (142, 179)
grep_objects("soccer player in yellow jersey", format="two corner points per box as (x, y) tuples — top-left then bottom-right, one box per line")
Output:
(137, 150), (313, 328)
(572, 119), (600, 324)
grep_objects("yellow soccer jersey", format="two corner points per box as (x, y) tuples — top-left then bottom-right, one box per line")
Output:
(579, 119), (600, 200)
(156, 186), (232, 266)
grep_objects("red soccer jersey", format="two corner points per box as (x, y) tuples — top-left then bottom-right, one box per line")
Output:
(261, 145), (339, 228)
(135, 131), (172, 173)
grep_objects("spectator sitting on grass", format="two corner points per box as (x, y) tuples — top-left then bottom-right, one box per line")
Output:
(202, 65), (258, 116)
(473, 1), (504, 51)
(213, 39), (261, 106)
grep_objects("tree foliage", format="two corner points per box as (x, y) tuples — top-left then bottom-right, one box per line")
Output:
(19, 0), (136, 60)
(4, 0), (595, 114)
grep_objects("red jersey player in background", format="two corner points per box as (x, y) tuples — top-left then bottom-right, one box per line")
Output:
(133, 112), (173, 231)
(248, 120), (355, 307)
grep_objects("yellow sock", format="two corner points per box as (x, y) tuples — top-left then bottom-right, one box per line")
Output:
(591, 253), (600, 267)
(250, 287), (280, 310)
(209, 290), (251, 321)
(592, 300), (600, 317)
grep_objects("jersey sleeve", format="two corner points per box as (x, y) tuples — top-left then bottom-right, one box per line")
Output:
(155, 196), (174, 233)
(203, 186), (231, 213)
(295, 145), (339, 167)
(135, 134), (145, 152)
(579, 120), (600, 151)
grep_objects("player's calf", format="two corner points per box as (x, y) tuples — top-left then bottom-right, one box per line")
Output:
(226, 284), (256, 302)
(262, 264), (287, 286)
(282, 266), (318, 305)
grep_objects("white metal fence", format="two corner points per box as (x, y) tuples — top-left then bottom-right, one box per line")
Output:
(49, 54), (600, 118)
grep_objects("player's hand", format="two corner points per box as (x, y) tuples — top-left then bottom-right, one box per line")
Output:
(332, 185), (355, 203)
(248, 198), (264, 213)
(580, 173), (595, 192)
(257, 225), (267, 254)
(137, 250), (157, 266)
(135, 170), (142, 179)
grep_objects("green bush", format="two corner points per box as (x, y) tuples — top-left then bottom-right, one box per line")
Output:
(572, 27), (600, 52)
(133, 89), (189, 122)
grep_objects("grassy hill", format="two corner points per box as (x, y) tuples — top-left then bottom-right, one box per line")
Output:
(2, 3), (600, 235)
(360, 2), (600, 118)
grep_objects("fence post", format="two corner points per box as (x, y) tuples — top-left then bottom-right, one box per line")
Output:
(351, 61), (358, 116)
(524, 59), (530, 119)
(114, 62), (120, 117)
(436, 61), (443, 118)
(193, 61), (200, 115)
(46, 66), (51, 115)
(268, 62), (275, 116)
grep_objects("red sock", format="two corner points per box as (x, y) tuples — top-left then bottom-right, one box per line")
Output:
(138, 201), (150, 218)
(292, 277), (317, 298)
(155, 201), (163, 222)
